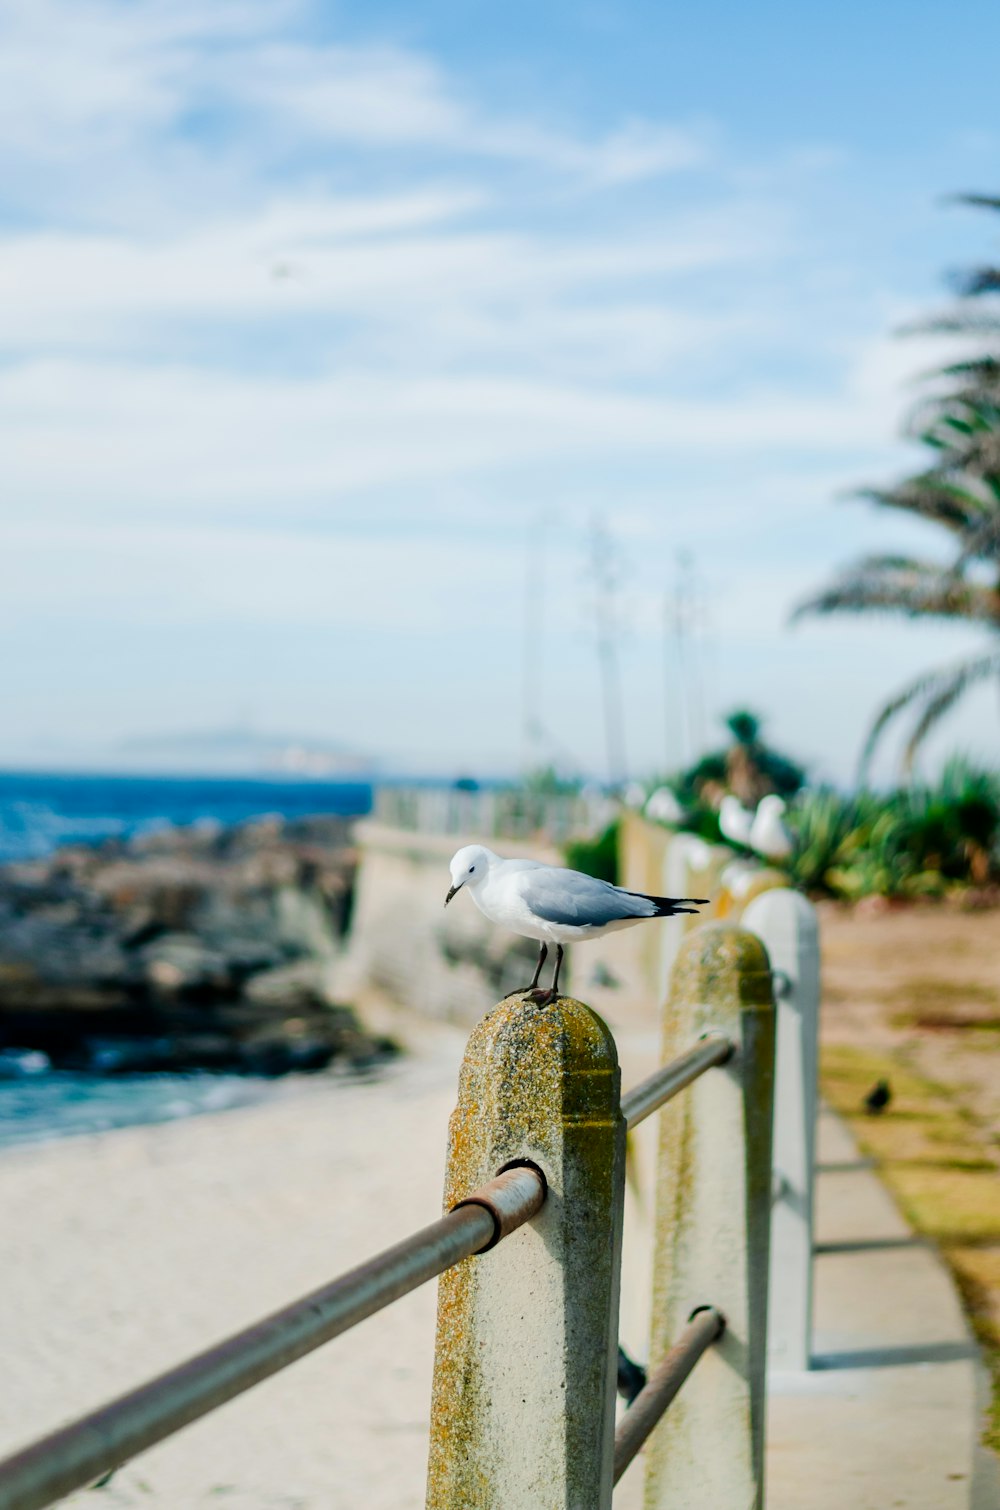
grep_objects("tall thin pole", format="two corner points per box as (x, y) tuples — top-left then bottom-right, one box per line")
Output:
(663, 591), (677, 773)
(588, 517), (627, 790)
(521, 518), (546, 775)
(671, 553), (693, 768)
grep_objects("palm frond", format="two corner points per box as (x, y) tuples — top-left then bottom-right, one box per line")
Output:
(794, 558), (1000, 627)
(902, 674), (982, 775)
(899, 308), (1000, 338)
(951, 193), (1000, 212)
(948, 265), (1000, 298)
(859, 669), (952, 781)
(910, 398), (1000, 478)
(812, 189), (1000, 775)
(935, 357), (1000, 383)
(954, 511), (1000, 568)
(854, 478), (990, 538)
(859, 648), (1000, 782)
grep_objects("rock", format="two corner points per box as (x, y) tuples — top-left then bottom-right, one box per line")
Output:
(242, 959), (336, 1010)
(139, 934), (236, 1002)
(0, 812), (375, 1076)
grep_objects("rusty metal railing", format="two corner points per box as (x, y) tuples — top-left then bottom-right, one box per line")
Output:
(0, 1167), (543, 1510)
(611, 1037), (733, 1494)
(0, 1015), (751, 1510)
(621, 1033), (732, 1129)
(613, 1306), (726, 1484)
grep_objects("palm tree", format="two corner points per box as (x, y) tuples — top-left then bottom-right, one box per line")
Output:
(795, 195), (1000, 778)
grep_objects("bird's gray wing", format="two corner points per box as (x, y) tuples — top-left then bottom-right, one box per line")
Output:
(515, 868), (654, 926)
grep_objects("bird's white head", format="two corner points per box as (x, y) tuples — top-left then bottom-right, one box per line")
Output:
(445, 844), (494, 906)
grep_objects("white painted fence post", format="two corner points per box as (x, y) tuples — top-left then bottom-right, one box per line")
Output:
(644, 924), (776, 1510)
(425, 990), (626, 1510)
(742, 888), (820, 1372)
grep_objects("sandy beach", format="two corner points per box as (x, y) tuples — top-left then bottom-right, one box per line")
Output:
(0, 988), (663, 1510)
(0, 1023), (473, 1510)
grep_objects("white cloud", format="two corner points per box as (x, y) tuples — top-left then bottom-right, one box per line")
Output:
(1, 0), (984, 778)
(0, 210), (758, 340)
(0, 353), (904, 529)
(0, 517), (520, 632)
(0, 0), (708, 216)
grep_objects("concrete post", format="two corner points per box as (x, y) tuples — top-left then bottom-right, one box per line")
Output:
(658, 833), (732, 1004)
(425, 991), (627, 1510)
(644, 925), (776, 1510)
(742, 888), (820, 1372)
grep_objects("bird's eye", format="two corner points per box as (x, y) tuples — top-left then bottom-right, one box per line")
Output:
(469, 865), (475, 873)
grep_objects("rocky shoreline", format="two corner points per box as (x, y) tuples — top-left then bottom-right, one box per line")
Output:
(0, 814), (394, 1077)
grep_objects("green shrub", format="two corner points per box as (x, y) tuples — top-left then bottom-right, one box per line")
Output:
(565, 821), (620, 884)
(786, 759), (1000, 899)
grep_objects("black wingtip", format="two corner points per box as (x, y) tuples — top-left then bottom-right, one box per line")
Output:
(620, 890), (711, 916)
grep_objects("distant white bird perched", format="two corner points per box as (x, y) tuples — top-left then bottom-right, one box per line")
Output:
(748, 794), (794, 861)
(720, 859), (760, 900)
(719, 794), (755, 848)
(446, 845), (709, 1000)
(645, 786), (684, 825)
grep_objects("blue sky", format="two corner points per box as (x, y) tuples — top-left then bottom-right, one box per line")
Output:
(2, 0), (999, 783)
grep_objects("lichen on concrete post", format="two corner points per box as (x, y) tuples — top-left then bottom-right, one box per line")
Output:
(644, 924), (776, 1510)
(657, 833), (733, 1003)
(743, 887), (819, 1373)
(425, 991), (627, 1510)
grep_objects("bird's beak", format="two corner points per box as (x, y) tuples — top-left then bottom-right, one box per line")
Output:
(444, 882), (462, 907)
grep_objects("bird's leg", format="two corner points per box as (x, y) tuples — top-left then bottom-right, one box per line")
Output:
(528, 942), (548, 990)
(503, 942), (547, 999)
(530, 944), (564, 1006)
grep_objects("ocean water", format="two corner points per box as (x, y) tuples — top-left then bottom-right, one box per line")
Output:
(0, 1066), (282, 1150)
(0, 770), (374, 1148)
(0, 770), (373, 863)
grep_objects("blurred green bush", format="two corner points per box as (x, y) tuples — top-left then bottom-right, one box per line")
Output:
(564, 821), (620, 885)
(781, 758), (999, 899)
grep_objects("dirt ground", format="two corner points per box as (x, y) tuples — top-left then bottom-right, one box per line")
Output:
(817, 900), (1000, 1451)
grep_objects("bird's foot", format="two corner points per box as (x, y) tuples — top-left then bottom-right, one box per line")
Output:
(526, 987), (559, 1007)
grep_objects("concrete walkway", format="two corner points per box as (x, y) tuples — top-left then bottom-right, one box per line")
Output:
(767, 1108), (992, 1510)
(609, 1030), (993, 1510)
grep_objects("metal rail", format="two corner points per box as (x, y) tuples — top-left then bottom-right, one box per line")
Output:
(0, 1166), (544, 1510)
(612, 1306), (725, 1484)
(0, 1031), (738, 1510)
(621, 1034), (732, 1130)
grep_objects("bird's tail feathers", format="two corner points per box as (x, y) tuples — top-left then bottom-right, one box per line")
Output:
(620, 890), (710, 917)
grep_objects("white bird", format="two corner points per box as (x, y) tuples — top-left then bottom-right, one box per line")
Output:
(748, 794), (793, 861)
(644, 786), (684, 825)
(446, 845), (708, 999)
(719, 794), (754, 848)
(720, 859), (760, 900)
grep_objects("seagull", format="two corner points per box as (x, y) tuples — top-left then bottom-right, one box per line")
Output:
(645, 786), (684, 825)
(445, 845), (708, 1000)
(748, 794), (793, 861)
(720, 859), (760, 900)
(719, 794), (754, 849)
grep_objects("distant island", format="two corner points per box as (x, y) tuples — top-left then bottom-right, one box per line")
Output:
(2, 726), (378, 780)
